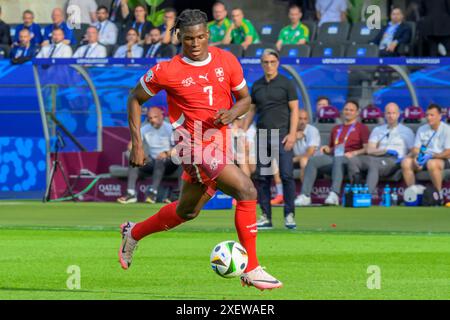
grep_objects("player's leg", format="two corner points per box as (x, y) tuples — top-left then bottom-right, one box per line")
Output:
(426, 159), (444, 192)
(118, 180), (211, 270)
(216, 164), (283, 290)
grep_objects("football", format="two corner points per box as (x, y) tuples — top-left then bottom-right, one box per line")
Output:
(210, 241), (248, 278)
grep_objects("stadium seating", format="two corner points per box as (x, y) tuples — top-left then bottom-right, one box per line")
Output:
(280, 44), (311, 58)
(311, 43), (345, 57)
(244, 43), (276, 57)
(348, 22), (379, 44)
(0, 45), (10, 58)
(216, 44), (243, 58)
(345, 43), (379, 57)
(317, 22), (351, 44)
(302, 20), (317, 42)
(255, 22), (282, 44)
(402, 105), (426, 132)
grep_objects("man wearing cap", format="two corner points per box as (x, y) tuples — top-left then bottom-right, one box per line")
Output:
(243, 49), (298, 230)
(347, 102), (415, 194)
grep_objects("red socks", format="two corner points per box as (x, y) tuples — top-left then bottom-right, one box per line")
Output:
(131, 201), (186, 241)
(235, 200), (259, 272)
(131, 199), (260, 273)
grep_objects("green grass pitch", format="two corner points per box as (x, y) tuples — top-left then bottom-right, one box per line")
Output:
(1, 201), (450, 300)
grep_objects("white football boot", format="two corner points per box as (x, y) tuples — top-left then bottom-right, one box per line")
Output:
(118, 221), (138, 270)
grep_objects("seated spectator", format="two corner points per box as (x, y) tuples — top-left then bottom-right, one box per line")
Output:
(113, 28), (143, 58)
(14, 10), (43, 47)
(401, 104), (450, 203)
(372, 7), (411, 57)
(0, 5), (11, 46)
(37, 28), (73, 58)
(208, 1), (231, 46)
(117, 107), (182, 204)
(316, 0), (348, 26)
(109, 0), (130, 25)
(93, 6), (118, 45)
(66, 0), (98, 24)
(293, 109), (321, 182)
(276, 4), (310, 51)
(73, 26), (107, 58)
(160, 7), (178, 46)
(120, 4), (153, 44)
(143, 27), (173, 58)
(10, 29), (38, 64)
(347, 103), (415, 195)
(42, 8), (76, 46)
(276, 109), (321, 206)
(296, 101), (369, 206)
(223, 8), (260, 50)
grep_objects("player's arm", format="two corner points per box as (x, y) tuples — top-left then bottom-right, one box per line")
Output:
(242, 103), (256, 131)
(128, 83), (151, 167)
(215, 85), (251, 125)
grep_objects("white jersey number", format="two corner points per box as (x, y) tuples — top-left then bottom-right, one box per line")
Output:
(204, 86), (213, 106)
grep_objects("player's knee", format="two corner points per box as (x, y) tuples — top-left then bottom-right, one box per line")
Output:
(235, 180), (257, 201)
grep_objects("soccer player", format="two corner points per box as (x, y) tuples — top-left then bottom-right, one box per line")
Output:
(118, 9), (282, 291)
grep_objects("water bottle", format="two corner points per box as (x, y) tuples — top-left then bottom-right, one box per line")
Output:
(383, 185), (391, 207)
(391, 187), (398, 206)
(343, 184), (350, 207)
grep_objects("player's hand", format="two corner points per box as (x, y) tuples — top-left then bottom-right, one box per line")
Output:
(320, 145), (331, 154)
(214, 108), (236, 125)
(130, 145), (146, 167)
(282, 133), (296, 151)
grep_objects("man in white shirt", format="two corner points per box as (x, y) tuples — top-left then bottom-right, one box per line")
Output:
(401, 104), (450, 199)
(113, 28), (143, 58)
(348, 103), (415, 194)
(37, 28), (73, 58)
(94, 5), (118, 45)
(293, 110), (321, 205)
(66, 0), (98, 24)
(293, 110), (321, 180)
(316, 0), (348, 26)
(73, 26), (107, 58)
(117, 107), (181, 204)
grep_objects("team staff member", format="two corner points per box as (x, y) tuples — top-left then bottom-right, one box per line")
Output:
(244, 49), (298, 230)
(401, 104), (450, 202)
(347, 102), (415, 194)
(296, 101), (369, 206)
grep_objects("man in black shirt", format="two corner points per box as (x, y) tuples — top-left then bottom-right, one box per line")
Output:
(243, 49), (299, 229)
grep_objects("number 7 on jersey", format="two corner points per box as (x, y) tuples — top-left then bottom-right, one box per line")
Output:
(203, 86), (213, 106)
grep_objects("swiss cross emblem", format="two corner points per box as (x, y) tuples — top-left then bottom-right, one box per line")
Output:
(215, 67), (224, 78)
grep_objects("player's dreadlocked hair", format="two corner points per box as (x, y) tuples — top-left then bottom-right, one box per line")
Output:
(172, 9), (208, 32)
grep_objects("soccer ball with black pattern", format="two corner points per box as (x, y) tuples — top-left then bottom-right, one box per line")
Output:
(210, 241), (248, 278)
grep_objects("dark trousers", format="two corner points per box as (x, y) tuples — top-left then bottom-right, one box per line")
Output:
(255, 136), (296, 219)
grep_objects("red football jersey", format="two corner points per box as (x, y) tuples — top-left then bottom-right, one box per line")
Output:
(140, 46), (246, 140)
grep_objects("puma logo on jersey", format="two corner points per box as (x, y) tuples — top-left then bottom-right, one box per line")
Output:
(198, 73), (209, 82)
